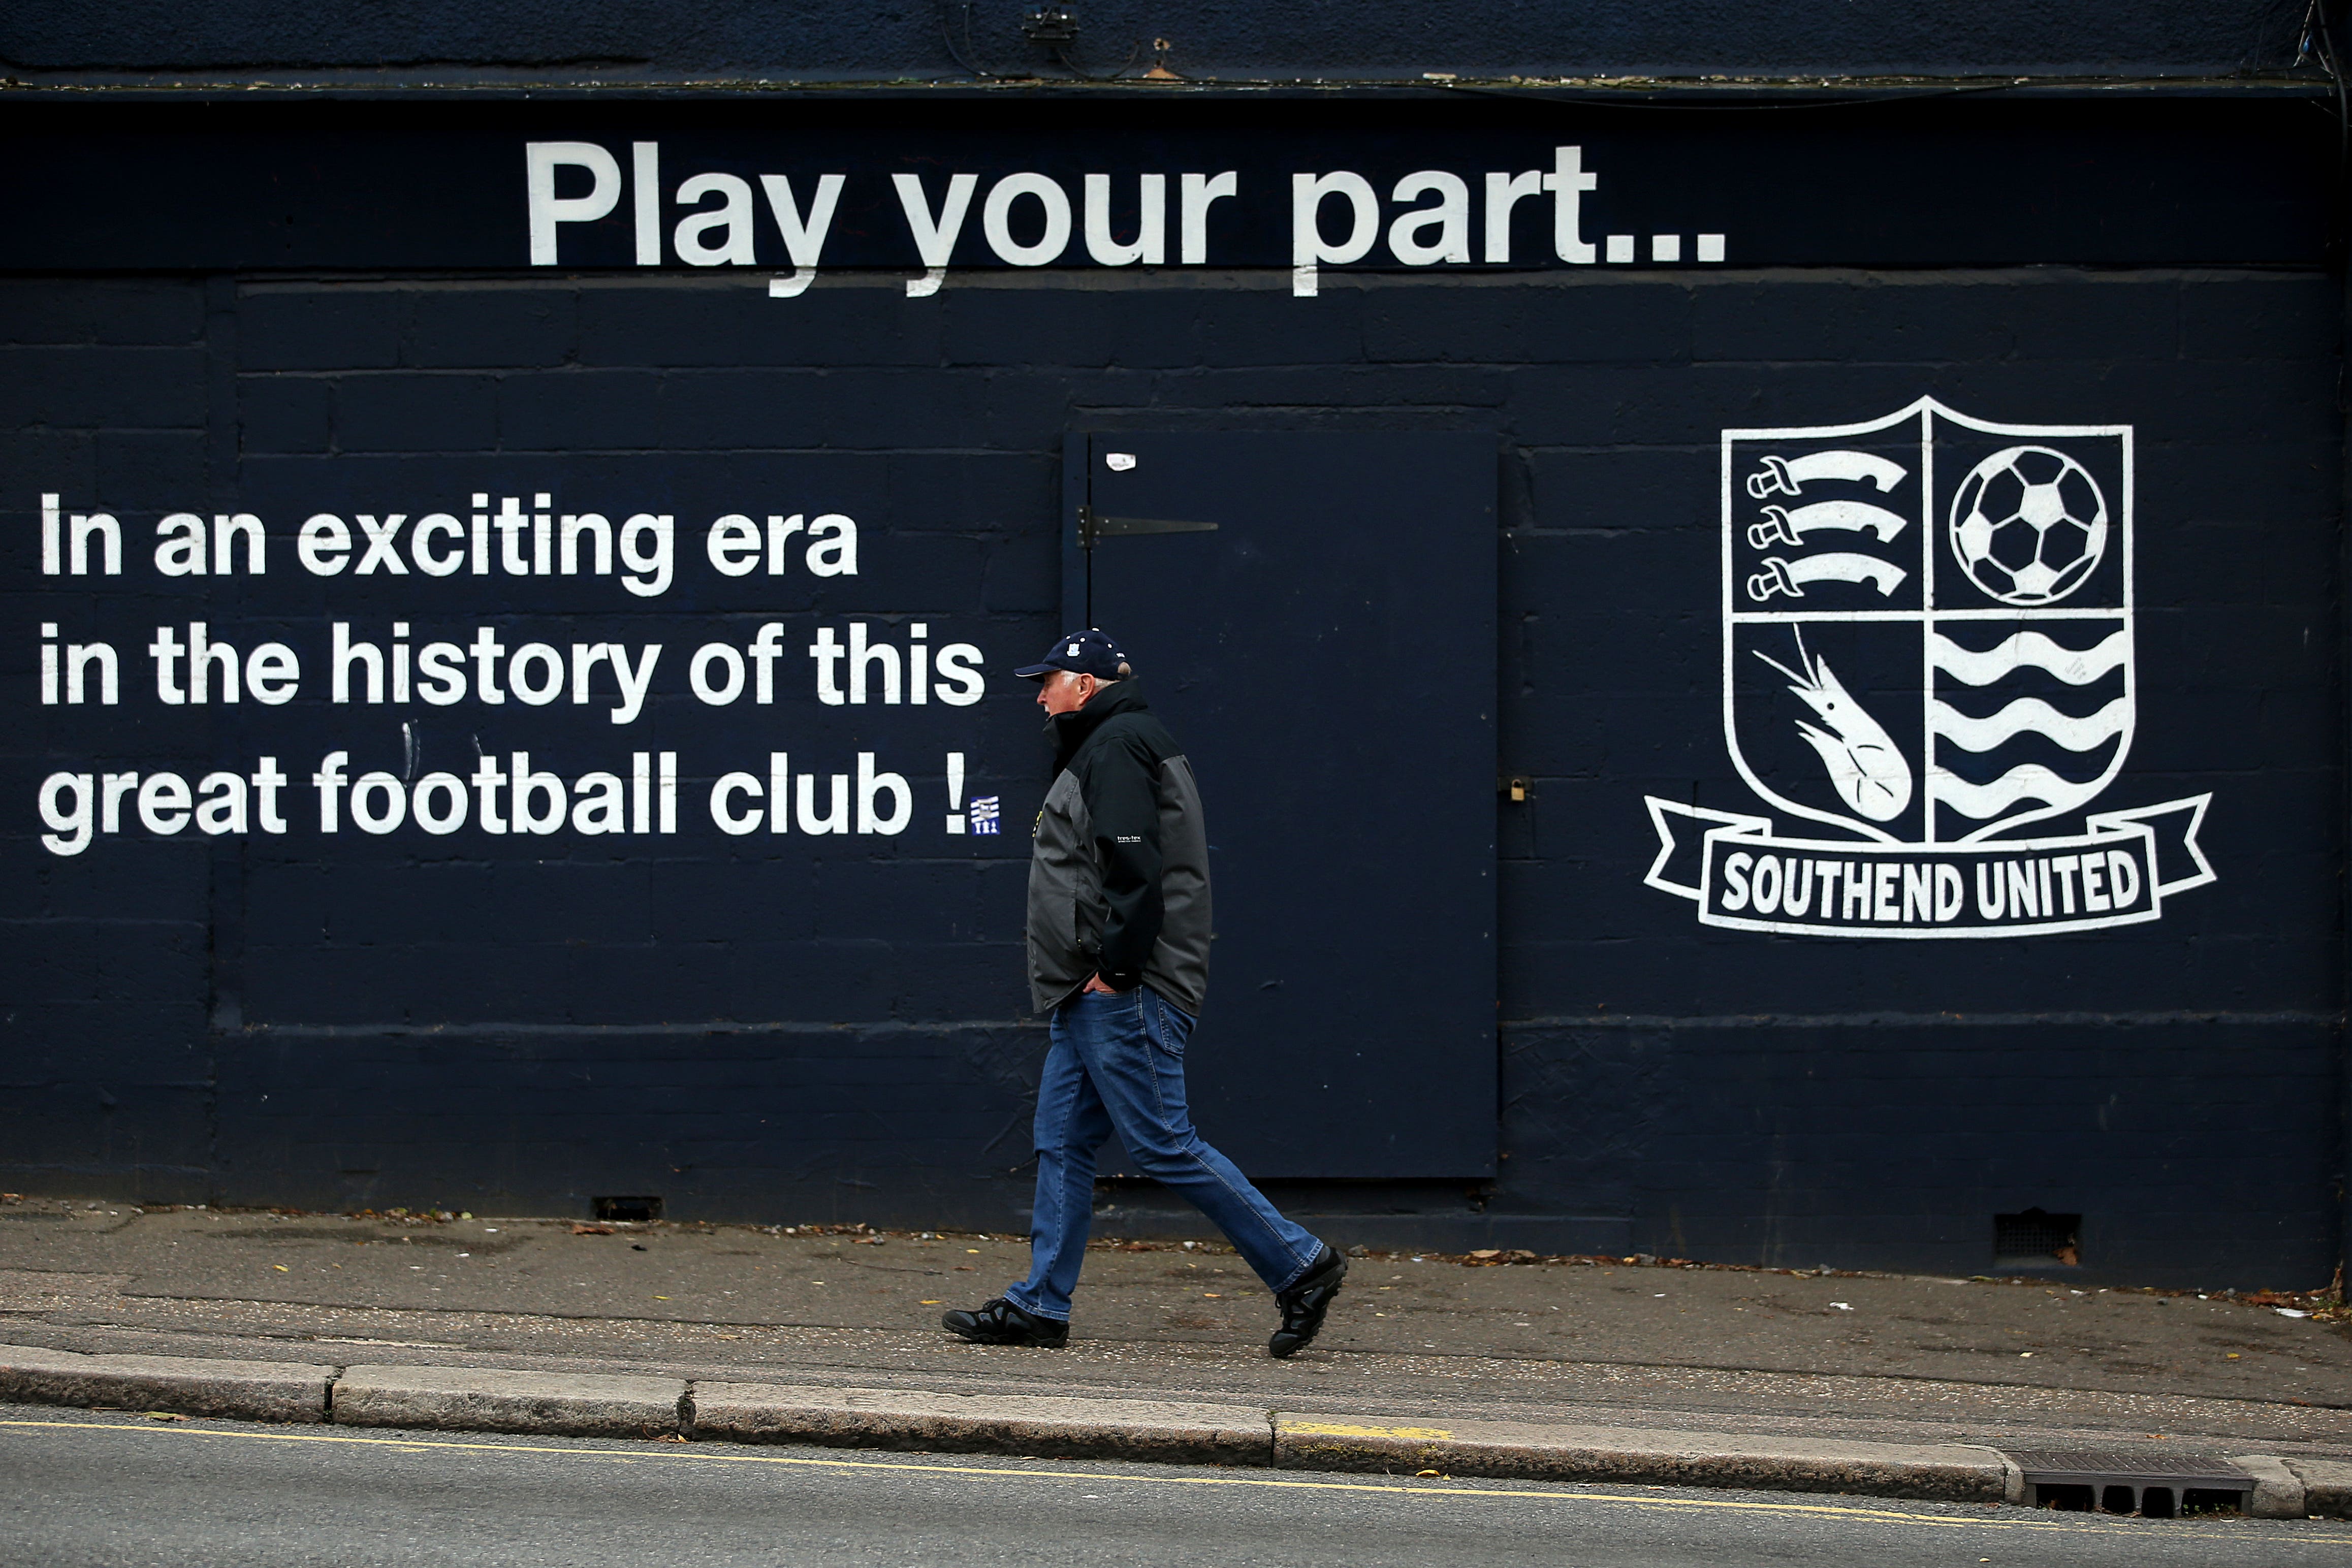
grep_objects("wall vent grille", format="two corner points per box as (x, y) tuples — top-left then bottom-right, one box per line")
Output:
(1994, 1208), (2081, 1268)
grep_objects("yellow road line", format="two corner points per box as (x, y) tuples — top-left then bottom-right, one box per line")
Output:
(0, 1418), (2312, 1541)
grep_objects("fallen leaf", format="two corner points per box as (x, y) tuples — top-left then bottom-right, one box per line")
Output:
(144, 1412), (187, 1422)
(653, 1295), (670, 1300)
(572, 1224), (614, 1236)
(1415, 1469), (1442, 1478)
(2227, 1352), (2241, 1359)
(920, 1300), (941, 1305)
(655, 1433), (687, 1443)
(273, 1265), (289, 1272)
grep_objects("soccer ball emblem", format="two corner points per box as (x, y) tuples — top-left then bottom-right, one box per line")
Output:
(1949, 445), (2108, 605)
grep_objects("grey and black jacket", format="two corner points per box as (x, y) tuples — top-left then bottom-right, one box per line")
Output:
(1025, 681), (1212, 1015)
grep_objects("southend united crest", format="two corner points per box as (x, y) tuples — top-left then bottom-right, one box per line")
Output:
(1645, 398), (2214, 938)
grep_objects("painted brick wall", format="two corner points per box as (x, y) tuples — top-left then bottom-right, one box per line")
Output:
(2, 278), (218, 1203)
(2, 265), (2339, 1287)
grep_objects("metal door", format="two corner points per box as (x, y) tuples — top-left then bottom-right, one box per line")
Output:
(1062, 431), (1497, 1177)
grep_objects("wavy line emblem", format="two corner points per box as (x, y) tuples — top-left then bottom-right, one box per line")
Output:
(1929, 629), (2129, 687)
(1929, 696), (2130, 757)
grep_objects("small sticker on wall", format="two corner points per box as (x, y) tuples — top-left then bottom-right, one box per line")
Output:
(1104, 453), (1137, 471)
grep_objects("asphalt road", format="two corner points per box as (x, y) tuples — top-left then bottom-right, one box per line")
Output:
(1, 1405), (2344, 1568)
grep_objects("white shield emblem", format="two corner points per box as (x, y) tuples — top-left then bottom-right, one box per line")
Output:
(1645, 397), (2213, 938)
(1728, 398), (2131, 845)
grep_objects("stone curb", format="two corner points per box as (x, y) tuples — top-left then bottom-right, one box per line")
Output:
(693, 1382), (1265, 1465)
(2286, 1456), (2352, 1518)
(0, 1343), (2327, 1515)
(333, 1365), (690, 1439)
(1273, 1413), (2018, 1502)
(0, 1343), (331, 1424)
(2229, 1454), (2309, 1519)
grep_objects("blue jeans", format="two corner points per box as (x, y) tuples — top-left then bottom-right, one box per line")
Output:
(1003, 985), (1322, 1322)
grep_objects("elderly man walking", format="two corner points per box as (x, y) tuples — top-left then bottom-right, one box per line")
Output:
(942, 629), (1347, 1357)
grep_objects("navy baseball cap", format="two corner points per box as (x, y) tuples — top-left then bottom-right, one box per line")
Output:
(1015, 629), (1133, 681)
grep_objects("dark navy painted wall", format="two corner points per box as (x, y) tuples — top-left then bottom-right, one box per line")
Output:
(2, 0), (2317, 83)
(0, 50), (2343, 1290)
(3, 253), (2339, 1286)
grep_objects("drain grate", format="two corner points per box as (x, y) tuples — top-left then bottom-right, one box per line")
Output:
(592, 1195), (663, 1223)
(2009, 1449), (2254, 1518)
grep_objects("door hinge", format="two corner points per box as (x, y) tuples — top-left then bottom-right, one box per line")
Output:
(1076, 505), (1221, 549)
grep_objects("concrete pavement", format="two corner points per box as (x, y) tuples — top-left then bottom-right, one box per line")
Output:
(4, 1196), (2350, 1511)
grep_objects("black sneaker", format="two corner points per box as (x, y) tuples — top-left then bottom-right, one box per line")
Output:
(1268, 1242), (1348, 1359)
(942, 1296), (1070, 1348)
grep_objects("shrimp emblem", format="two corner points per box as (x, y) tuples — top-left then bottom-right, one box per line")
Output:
(1753, 630), (1913, 822)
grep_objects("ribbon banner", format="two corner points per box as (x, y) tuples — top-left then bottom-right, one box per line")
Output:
(1642, 794), (2215, 939)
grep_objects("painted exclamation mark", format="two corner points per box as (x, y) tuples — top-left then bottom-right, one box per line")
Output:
(945, 752), (966, 834)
